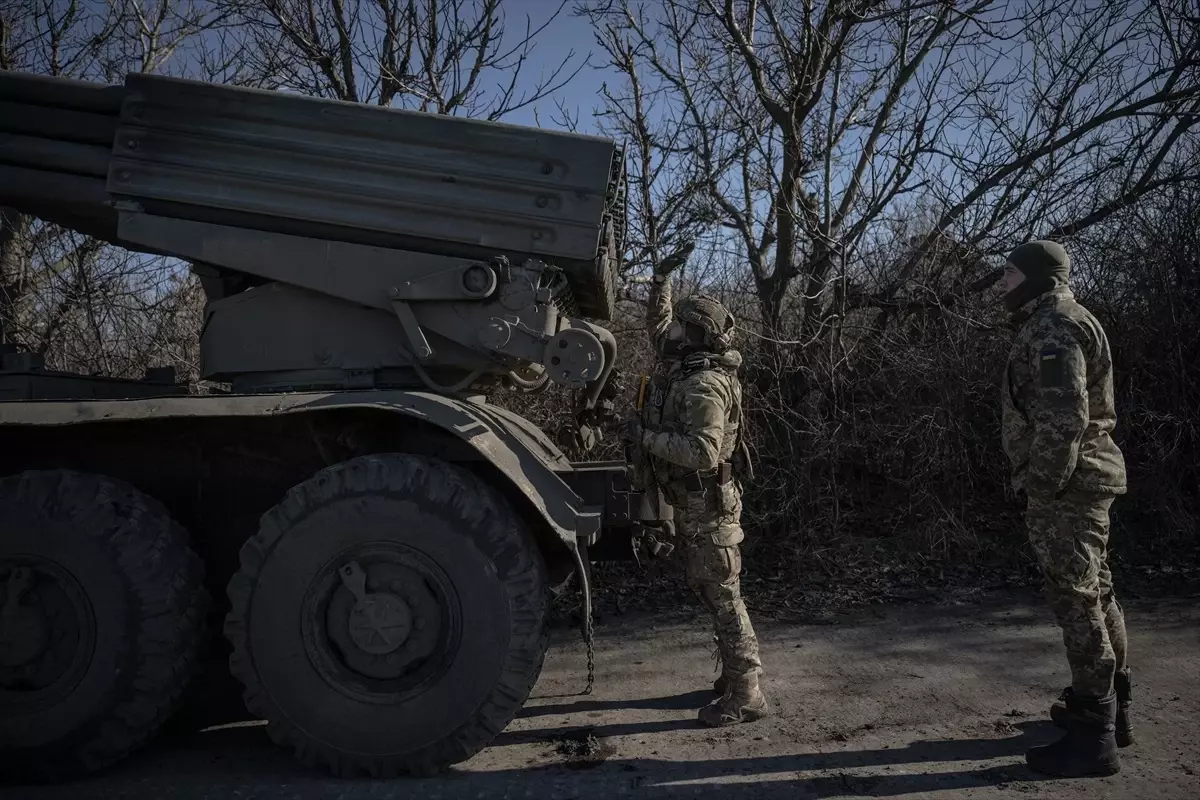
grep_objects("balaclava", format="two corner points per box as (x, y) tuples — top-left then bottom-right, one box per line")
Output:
(1003, 239), (1071, 313)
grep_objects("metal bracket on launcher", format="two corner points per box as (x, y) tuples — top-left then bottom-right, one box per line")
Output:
(390, 299), (434, 359)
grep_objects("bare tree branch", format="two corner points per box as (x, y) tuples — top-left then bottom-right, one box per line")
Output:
(579, 0), (1200, 355)
(220, 0), (586, 118)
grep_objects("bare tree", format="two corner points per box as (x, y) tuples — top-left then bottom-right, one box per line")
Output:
(0, 0), (237, 79)
(590, 30), (718, 288)
(0, 1), (234, 375)
(579, 0), (1200, 349)
(218, 0), (587, 117)
(580, 0), (1200, 553)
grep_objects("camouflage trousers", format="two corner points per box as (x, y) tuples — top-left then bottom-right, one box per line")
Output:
(1026, 491), (1128, 698)
(677, 490), (762, 679)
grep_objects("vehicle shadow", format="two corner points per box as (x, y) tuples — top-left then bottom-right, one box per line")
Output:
(10, 717), (1064, 800)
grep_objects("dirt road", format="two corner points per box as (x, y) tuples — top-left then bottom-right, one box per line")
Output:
(13, 590), (1200, 799)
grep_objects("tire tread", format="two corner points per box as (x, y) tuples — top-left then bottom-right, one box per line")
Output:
(224, 453), (549, 778)
(0, 470), (208, 783)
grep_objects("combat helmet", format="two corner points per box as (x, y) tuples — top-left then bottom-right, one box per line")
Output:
(674, 293), (736, 353)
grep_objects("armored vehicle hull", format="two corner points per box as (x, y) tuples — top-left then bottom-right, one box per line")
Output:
(0, 69), (652, 783)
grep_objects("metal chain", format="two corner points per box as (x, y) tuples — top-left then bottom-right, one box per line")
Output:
(574, 542), (596, 696)
(581, 604), (595, 696)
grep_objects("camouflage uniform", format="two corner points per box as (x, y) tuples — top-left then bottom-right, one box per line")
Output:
(1002, 240), (1131, 777)
(1002, 283), (1128, 698)
(634, 277), (765, 722)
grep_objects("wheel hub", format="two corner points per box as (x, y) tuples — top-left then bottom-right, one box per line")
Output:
(0, 560), (93, 697)
(347, 593), (413, 654)
(0, 606), (48, 668)
(0, 567), (48, 668)
(316, 555), (446, 684)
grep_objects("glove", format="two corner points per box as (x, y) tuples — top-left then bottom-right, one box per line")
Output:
(631, 522), (676, 567)
(555, 424), (598, 461)
(620, 417), (645, 445)
(653, 240), (695, 277)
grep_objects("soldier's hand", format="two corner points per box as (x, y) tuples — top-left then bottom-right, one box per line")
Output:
(653, 241), (696, 277)
(632, 523), (676, 563)
(620, 417), (644, 444)
(555, 423), (598, 460)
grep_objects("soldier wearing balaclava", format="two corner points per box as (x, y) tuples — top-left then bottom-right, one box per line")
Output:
(1000, 239), (1133, 777)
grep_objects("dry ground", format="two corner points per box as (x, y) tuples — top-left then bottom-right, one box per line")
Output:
(12, 589), (1200, 799)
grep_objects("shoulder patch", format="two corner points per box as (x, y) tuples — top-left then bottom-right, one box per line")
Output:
(1039, 348), (1066, 389)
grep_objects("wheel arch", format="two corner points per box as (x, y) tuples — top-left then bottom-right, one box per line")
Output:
(0, 391), (596, 574)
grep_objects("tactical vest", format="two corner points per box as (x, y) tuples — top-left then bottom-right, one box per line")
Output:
(640, 352), (753, 487)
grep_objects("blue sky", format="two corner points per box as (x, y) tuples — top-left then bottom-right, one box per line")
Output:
(491, 0), (610, 131)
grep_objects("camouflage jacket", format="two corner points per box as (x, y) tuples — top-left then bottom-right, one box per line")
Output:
(639, 277), (744, 505)
(1001, 286), (1126, 498)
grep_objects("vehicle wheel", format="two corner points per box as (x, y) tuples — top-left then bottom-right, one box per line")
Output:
(225, 453), (549, 778)
(0, 470), (208, 783)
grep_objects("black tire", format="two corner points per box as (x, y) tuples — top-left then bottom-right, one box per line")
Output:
(0, 470), (208, 783)
(224, 453), (550, 778)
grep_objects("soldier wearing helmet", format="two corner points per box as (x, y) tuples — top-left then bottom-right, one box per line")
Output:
(621, 256), (767, 727)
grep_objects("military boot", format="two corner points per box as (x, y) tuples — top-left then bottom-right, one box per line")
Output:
(714, 670), (768, 695)
(710, 636), (732, 696)
(1050, 669), (1134, 747)
(1026, 692), (1121, 778)
(698, 672), (769, 727)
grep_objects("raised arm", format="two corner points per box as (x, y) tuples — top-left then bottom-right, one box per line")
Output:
(646, 241), (694, 353)
(647, 275), (673, 352)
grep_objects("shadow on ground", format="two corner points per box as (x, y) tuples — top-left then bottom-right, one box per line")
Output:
(10, 716), (1059, 800)
(9, 592), (1194, 800)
